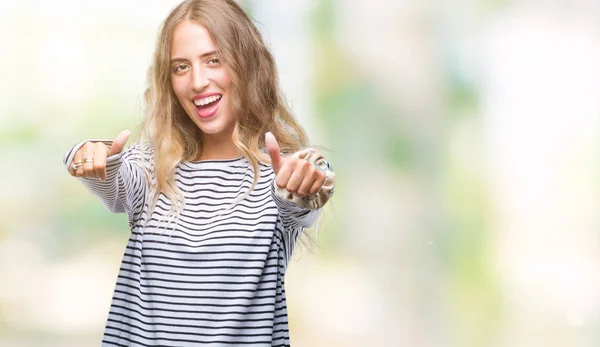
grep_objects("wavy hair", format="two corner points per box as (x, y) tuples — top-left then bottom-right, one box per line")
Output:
(138, 0), (309, 223)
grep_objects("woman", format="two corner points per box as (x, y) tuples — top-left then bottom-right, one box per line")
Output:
(62, 0), (335, 346)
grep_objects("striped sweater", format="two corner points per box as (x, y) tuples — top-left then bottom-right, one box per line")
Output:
(65, 144), (333, 346)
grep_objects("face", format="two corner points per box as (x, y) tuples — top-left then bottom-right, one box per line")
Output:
(170, 20), (235, 141)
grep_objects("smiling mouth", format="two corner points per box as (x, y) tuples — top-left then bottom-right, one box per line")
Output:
(194, 94), (222, 109)
(193, 94), (222, 119)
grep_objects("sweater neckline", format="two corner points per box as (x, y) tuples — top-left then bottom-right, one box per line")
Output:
(182, 156), (249, 168)
(188, 157), (245, 164)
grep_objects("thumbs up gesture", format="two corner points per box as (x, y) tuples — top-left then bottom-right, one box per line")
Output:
(265, 132), (326, 196)
(69, 129), (131, 180)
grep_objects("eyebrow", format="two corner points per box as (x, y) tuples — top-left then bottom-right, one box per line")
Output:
(170, 50), (217, 64)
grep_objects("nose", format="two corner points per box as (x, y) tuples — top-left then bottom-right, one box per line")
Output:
(191, 66), (210, 91)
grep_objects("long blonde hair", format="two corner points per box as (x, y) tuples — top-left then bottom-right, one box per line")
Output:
(138, 0), (309, 222)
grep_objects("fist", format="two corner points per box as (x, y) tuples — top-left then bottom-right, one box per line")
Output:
(265, 132), (326, 196)
(69, 129), (131, 180)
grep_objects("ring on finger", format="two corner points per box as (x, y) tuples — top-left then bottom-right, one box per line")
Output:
(83, 157), (94, 164)
(72, 161), (83, 170)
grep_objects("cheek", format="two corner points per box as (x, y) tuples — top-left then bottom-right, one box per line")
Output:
(218, 70), (235, 110)
(171, 78), (187, 102)
(218, 70), (233, 91)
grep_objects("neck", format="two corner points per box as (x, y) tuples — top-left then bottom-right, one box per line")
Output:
(198, 134), (241, 161)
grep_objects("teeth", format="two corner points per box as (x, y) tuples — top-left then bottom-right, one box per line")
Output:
(194, 95), (221, 106)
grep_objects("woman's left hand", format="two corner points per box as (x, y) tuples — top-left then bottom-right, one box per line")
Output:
(265, 132), (326, 197)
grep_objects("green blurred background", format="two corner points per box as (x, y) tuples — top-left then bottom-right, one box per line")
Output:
(1, 0), (599, 346)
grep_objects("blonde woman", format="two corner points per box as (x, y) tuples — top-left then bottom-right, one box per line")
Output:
(63, 0), (334, 346)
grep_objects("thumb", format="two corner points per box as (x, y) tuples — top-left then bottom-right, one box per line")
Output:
(265, 132), (282, 174)
(109, 129), (131, 156)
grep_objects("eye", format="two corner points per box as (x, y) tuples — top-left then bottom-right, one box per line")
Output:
(172, 64), (189, 73)
(207, 57), (221, 66)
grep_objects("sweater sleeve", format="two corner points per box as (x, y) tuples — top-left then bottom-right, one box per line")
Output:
(270, 148), (336, 229)
(63, 140), (150, 226)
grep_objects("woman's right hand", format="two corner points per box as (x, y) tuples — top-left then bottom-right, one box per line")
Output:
(69, 129), (131, 180)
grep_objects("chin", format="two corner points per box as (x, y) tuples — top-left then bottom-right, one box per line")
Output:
(199, 124), (229, 137)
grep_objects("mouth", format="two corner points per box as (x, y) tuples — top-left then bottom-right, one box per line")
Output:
(193, 94), (222, 119)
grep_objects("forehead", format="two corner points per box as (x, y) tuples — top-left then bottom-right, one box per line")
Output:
(170, 20), (216, 58)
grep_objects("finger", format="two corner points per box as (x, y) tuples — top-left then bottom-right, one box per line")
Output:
(109, 129), (131, 156)
(82, 142), (95, 177)
(68, 159), (77, 176)
(94, 142), (109, 181)
(275, 157), (294, 189)
(285, 160), (311, 194)
(308, 170), (327, 195)
(265, 132), (282, 174)
(73, 146), (85, 177)
(68, 151), (77, 176)
(298, 165), (321, 196)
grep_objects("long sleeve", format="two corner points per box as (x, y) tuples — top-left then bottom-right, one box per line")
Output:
(271, 148), (336, 229)
(63, 141), (150, 227)
(271, 181), (321, 229)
